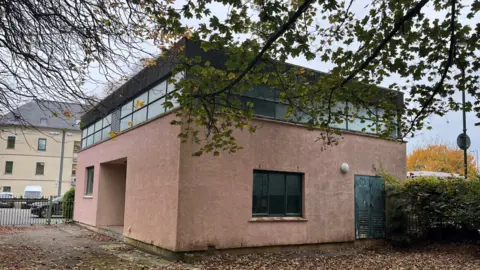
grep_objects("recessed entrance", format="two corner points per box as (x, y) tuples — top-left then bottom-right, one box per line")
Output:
(96, 158), (127, 234)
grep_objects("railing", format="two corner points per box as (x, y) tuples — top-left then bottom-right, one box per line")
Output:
(0, 196), (74, 226)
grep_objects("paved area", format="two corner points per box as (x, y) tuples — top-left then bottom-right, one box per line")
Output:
(0, 225), (479, 269)
(0, 209), (64, 226)
(0, 225), (176, 269)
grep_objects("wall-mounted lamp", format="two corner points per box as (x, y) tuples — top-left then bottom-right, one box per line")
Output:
(340, 163), (349, 173)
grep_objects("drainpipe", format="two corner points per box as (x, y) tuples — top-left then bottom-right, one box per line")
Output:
(57, 130), (65, 196)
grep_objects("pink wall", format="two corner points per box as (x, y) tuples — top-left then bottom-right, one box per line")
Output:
(74, 113), (181, 251)
(74, 159), (100, 225)
(75, 112), (406, 252)
(176, 119), (406, 251)
(96, 163), (126, 226)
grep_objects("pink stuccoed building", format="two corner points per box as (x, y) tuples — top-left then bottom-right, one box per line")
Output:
(74, 39), (406, 257)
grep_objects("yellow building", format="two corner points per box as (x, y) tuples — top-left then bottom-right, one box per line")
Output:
(0, 101), (83, 196)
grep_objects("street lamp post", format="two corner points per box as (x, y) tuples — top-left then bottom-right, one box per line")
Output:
(455, 55), (470, 179)
(461, 66), (468, 179)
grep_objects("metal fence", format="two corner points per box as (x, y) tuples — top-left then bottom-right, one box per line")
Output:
(404, 213), (480, 243)
(0, 196), (74, 226)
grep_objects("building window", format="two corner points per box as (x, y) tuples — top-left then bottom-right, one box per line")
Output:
(94, 119), (103, 133)
(80, 73), (184, 148)
(37, 138), (47, 151)
(72, 164), (77, 176)
(93, 131), (102, 143)
(132, 107), (147, 124)
(118, 73), (183, 132)
(73, 141), (81, 153)
(81, 114), (112, 148)
(7, 136), (15, 149)
(347, 104), (377, 134)
(2, 186), (11, 192)
(87, 125), (94, 136)
(35, 162), (45, 175)
(4, 161), (13, 174)
(147, 98), (165, 120)
(148, 81), (166, 101)
(235, 85), (399, 138)
(121, 100), (133, 118)
(85, 167), (94, 196)
(252, 170), (303, 217)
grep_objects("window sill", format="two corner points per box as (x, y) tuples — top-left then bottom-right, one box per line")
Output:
(83, 196), (93, 199)
(249, 217), (307, 222)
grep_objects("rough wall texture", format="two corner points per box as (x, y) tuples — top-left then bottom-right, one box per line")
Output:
(74, 113), (181, 250)
(176, 119), (406, 251)
(75, 113), (406, 252)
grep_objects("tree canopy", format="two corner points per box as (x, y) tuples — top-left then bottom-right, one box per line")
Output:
(0, 0), (153, 123)
(407, 144), (478, 179)
(2, 0), (479, 154)
(148, 0), (480, 154)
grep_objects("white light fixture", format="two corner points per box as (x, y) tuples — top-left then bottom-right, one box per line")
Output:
(340, 163), (349, 173)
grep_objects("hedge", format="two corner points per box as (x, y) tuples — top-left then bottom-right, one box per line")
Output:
(384, 174), (480, 244)
(62, 187), (75, 220)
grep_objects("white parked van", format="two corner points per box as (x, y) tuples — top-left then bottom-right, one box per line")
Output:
(21, 186), (43, 209)
(24, 186), (42, 198)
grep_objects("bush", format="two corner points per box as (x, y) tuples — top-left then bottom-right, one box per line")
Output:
(62, 187), (75, 220)
(384, 175), (480, 244)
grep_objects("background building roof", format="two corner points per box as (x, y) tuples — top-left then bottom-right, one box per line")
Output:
(0, 100), (85, 131)
(407, 171), (461, 179)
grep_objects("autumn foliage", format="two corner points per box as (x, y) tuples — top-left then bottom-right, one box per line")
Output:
(407, 144), (477, 179)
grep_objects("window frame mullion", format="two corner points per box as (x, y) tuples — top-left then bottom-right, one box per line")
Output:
(284, 173), (287, 217)
(266, 172), (270, 216)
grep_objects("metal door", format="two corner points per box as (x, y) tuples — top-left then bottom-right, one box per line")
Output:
(354, 175), (385, 239)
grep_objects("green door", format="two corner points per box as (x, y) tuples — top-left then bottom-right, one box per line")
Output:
(354, 175), (385, 239)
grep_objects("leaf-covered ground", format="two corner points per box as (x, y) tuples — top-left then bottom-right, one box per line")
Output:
(190, 245), (480, 270)
(0, 225), (479, 269)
